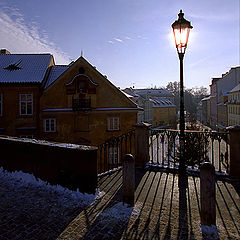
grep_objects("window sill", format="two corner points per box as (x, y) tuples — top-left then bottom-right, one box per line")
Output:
(106, 129), (120, 132)
(19, 115), (34, 118)
(74, 129), (90, 132)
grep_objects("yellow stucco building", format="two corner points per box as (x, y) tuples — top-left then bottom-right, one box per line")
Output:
(152, 98), (176, 127)
(228, 84), (240, 126)
(123, 88), (176, 128)
(0, 50), (139, 147)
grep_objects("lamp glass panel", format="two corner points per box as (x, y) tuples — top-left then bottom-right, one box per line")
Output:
(173, 27), (190, 47)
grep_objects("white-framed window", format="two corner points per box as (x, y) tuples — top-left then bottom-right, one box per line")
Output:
(0, 93), (2, 116)
(107, 117), (119, 131)
(19, 93), (33, 115)
(44, 119), (56, 132)
(108, 146), (119, 165)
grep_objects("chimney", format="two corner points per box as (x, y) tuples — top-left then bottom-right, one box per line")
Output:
(0, 49), (11, 54)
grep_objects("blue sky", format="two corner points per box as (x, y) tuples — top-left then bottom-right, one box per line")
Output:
(0, 0), (239, 90)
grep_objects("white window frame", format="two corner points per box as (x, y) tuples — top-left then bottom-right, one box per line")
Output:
(19, 93), (33, 115)
(107, 117), (119, 131)
(44, 118), (56, 132)
(0, 93), (2, 116)
(108, 146), (119, 165)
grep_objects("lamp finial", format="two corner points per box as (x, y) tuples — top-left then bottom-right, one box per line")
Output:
(178, 9), (184, 19)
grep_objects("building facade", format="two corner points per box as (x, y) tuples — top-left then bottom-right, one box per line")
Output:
(209, 78), (218, 129)
(0, 53), (54, 137)
(123, 88), (176, 128)
(216, 67), (240, 103)
(228, 84), (240, 126)
(209, 66), (240, 130)
(151, 98), (176, 128)
(0, 50), (138, 146)
(201, 96), (210, 126)
(217, 90), (228, 129)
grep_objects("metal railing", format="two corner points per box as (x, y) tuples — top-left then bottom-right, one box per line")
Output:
(149, 129), (230, 174)
(97, 130), (135, 174)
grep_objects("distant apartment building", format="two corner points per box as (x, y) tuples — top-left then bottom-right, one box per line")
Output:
(216, 67), (240, 102)
(217, 90), (228, 129)
(209, 66), (240, 129)
(122, 90), (152, 124)
(151, 98), (176, 127)
(0, 50), (139, 146)
(209, 78), (219, 129)
(123, 88), (176, 128)
(228, 83), (240, 126)
(132, 88), (175, 103)
(201, 96), (210, 126)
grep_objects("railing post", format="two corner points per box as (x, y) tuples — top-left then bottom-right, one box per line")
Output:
(200, 162), (216, 226)
(123, 154), (135, 206)
(227, 126), (240, 179)
(134, 122), (151, 167)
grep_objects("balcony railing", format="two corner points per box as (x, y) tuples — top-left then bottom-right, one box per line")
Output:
(97, 130), (135, 175)
(97, 127), (231, 177)
(149, 129), (229, 175)
(72, 98), (91, 111)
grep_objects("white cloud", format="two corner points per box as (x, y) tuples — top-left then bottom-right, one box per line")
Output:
(137, 35), (148, 40)
(0, 7), (70, 64)
(114, 38), (123, 43)
(109, 37), (131, 44)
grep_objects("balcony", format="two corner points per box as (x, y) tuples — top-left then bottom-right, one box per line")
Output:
(72, 98), (91, 111)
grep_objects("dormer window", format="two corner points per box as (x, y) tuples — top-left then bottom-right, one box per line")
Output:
(4, 60), (22, 71)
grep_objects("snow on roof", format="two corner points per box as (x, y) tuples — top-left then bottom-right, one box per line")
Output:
(229, 83), (240, 93)
(151, 97), (176, 108)
(122, 88), (139, 97)
(44, 65), (69, 88)
(0, 54), (52, 83)
(0, 136), (97, 150)
(134, 88), (173, 97)
(121, 90), (134, 98)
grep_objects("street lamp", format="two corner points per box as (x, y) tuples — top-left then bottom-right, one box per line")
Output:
(172, 10), (193, 175)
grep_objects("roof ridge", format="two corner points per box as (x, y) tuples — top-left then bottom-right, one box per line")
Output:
(53, 65), (68, 67)
(0, 53), (52, 56)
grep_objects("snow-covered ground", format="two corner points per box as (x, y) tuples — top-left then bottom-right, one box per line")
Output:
(1, 167), (238, 240)
(0, 167), (96, 205)
(0, 168), (140, 240)
(0, 167), (97, 239)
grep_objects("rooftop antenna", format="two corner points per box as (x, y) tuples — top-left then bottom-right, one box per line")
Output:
(81, 50), (83, 57)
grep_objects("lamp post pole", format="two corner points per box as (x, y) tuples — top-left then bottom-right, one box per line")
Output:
(179, 52), (185, 175)
(172, 10), (193, 176)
